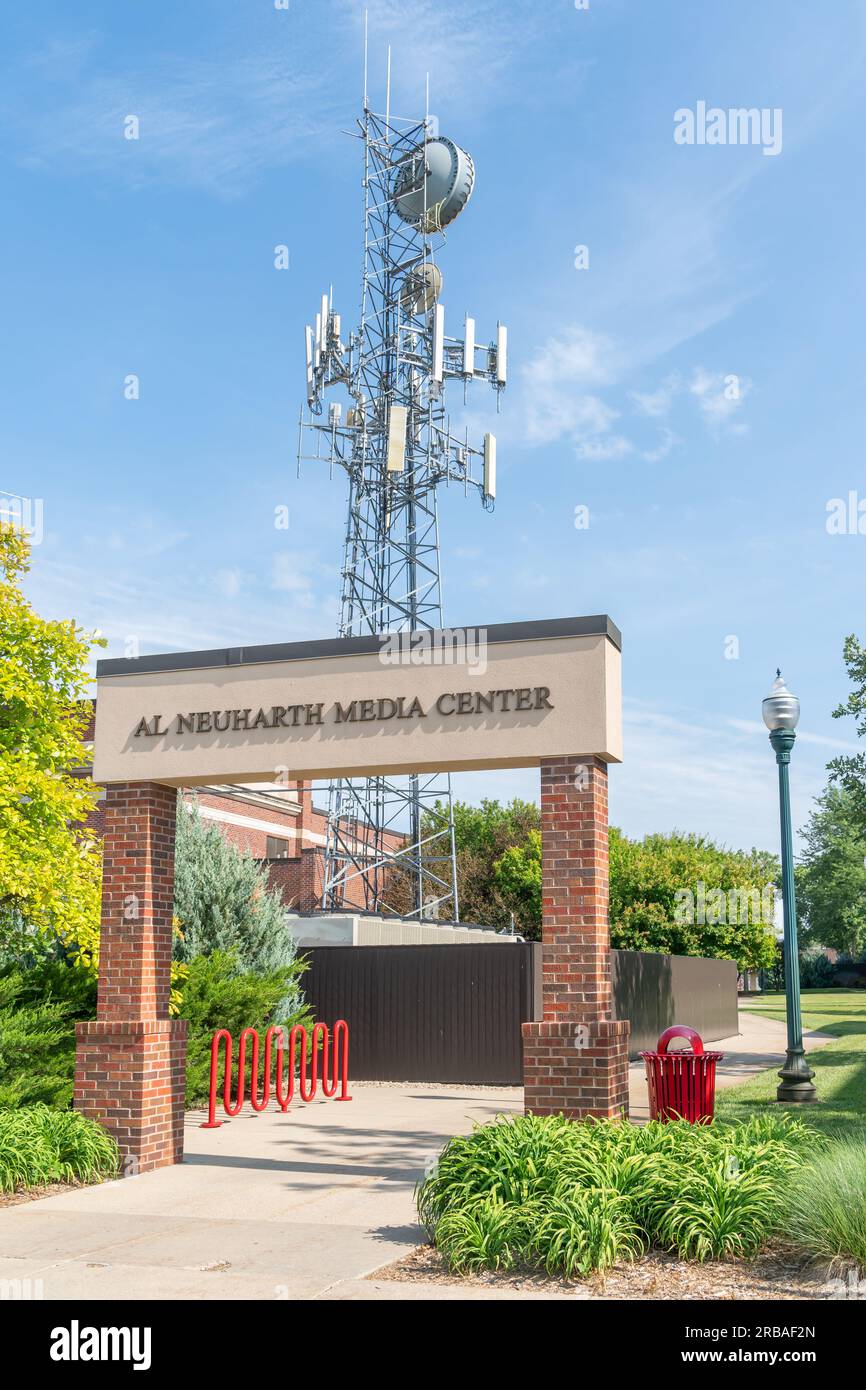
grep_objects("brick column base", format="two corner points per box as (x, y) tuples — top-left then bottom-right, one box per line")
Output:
(522, 1018), (630, 1120)
(75, 1018), (188, 1174)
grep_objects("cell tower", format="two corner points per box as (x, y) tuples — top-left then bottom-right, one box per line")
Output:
(297, 44), (507, 920)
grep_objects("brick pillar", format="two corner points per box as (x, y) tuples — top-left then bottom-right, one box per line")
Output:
(75, 782), (188, 1174)
(522, 756), (630, 1120)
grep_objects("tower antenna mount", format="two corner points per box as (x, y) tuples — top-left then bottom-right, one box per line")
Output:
(297, 57), (507, 920)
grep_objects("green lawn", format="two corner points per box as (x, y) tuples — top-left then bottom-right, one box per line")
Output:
(716, 990), (866, 1141)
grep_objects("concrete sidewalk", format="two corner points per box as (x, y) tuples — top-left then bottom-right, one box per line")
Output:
(0, 1082), (523, 1301)
(0, 1007), (833, 1301)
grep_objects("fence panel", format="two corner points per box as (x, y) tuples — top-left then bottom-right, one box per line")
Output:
(302, 944), (534, 1084)
(612, 950), (739, 1055)
(301, 944), (738, 1083)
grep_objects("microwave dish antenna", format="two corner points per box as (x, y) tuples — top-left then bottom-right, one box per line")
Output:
(393, 137), (475, 230)
(400, 261), (443, 315)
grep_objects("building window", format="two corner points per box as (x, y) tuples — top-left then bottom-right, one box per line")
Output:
(266, 835), (290, 859)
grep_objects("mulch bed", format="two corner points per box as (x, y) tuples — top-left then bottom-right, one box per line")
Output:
(0, 1181), (86, 1209)
(371, 1242), (840, 1300)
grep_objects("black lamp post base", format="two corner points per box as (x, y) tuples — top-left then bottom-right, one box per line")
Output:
(777, 1049), (818, 1104)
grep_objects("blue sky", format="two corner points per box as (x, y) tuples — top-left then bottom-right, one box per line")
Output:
(3, 0), (866, 854)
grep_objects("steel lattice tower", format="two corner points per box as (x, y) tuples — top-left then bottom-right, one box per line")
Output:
(297, 68), (506, 920)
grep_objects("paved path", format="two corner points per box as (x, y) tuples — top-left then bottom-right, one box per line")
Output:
(0, 1008), (833, 1301)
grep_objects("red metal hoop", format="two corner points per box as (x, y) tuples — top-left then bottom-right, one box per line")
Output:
(656, 1024), (704, 1055)
(200, 1020), (352, 1128)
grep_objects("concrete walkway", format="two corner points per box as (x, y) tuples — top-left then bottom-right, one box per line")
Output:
(0, 1008), (833, 1301)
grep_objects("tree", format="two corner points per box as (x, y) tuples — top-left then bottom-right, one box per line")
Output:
(0, 528), (101, 958)
(796, 785), (866, 956)
(828, 632), (866, 823)
(432, 798), (542, 933)
(173, 799), (306, 1014)
(608, 828), (779, 971)
(420, 797), (778, 964)
(493, 829), (542, 932)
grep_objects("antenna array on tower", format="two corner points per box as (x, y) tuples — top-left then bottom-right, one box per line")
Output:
(296, 66), (507, 920)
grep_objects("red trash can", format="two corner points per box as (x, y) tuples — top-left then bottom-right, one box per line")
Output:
(640, 1025), (724, 1124)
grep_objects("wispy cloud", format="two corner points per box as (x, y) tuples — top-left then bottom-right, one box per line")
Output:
(725, 717), (862, 754)
(641, 427), (679, 463)
(271, 550), (337, 609)
(575, 436), (633, 463)
(2, 41), (339, 196)
(689, 366), (751, 435)
(0, 2), (539, 196)
(339, 0), (531, 108)
(630, 373), (682, 419)
(615, 701), (831, 854)
(25, 539), (339, 675)
(519, 324), (749, 462)
(520, 326), (628, 452)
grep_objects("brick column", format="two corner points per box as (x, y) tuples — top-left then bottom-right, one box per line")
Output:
(75, 782), (188, 1174)
(522, 756), (630, 1120)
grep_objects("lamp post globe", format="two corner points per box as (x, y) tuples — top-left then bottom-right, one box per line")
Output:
(762, 670), (801, 733)
(763, 670), (817, 1103)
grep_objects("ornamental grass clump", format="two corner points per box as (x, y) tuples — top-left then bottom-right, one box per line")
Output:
(647, 1158), (782, 1262)
(782, 1141), (866, 1273)
(0, 1105), (120, 1192)
(417, 1111), (816, 1278)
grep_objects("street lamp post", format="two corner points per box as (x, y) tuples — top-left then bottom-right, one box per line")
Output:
(762, 671), (817, 1103)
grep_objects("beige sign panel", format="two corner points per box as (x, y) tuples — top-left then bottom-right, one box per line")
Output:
(91, 617), (622, 787)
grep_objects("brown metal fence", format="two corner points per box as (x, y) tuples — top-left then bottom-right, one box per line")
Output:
(612, 949), (739, 1055)
(301, 944), (739, 1084)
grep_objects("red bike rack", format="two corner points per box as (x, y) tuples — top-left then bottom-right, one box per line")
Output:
(201, 1020), (351, 1129)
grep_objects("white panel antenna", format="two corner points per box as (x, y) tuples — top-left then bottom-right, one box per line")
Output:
(305, 325), (315, 402)
(463, 316), (475, 376)
(432, 304), (445, 382)
(496, 323), (508, 385)
(483, 432), (497, 500)
(321, 293), (330, 348)
(387, 404), (408, 472)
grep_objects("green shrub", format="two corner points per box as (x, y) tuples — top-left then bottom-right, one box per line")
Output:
(418, 1111), (817, 1278)
(181, 949), (313, 1107)
(0, 946), (311, 1113)
(799, 950), (836, 989)
(434, 1199), (533, 1274)
(174, 801), (305, 996)
(529, 1190), (646, 1277)
(782, 1142), (866, 1272)
(647, 1159), (782, 1262)
(0, 1104), (119, 1191)
(0, 960), (96, 1108)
